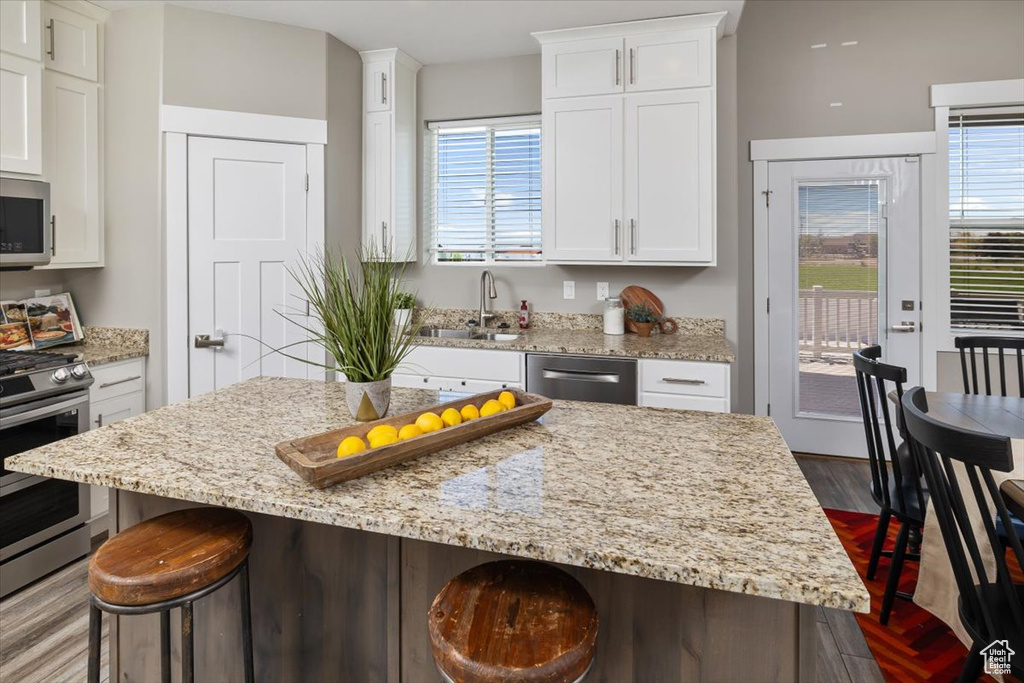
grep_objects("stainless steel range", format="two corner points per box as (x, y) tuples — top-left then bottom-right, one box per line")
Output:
(1, 349), (93, 597)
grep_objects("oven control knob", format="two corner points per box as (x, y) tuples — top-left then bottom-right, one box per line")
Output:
(71, 364), (90, 380)
(52, 367), (71, 384)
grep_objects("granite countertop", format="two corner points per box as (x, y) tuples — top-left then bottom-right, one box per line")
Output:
(64, 326), (149, 366)
(6, 377), (867, 612)
(414, 309), (736, 363)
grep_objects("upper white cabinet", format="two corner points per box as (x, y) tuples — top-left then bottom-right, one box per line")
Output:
(360, 48), (420, 261)
(542, 96), (623, 261)
(1, 0), (42, 60)
(42, 70), (100, 267)
(41, 1), (97, 81)
(0, 53), (43, 174)
(534, 13), (724, 266)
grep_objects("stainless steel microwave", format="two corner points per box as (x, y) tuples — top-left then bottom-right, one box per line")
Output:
(0, 178), (51, 269)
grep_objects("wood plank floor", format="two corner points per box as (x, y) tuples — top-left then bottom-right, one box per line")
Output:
(0, 455), (882, 683)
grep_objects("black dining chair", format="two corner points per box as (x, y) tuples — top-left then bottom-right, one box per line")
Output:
(853, 346), (928, 625)
(901, 387), (1024, 683)
(955, 336), (1024, 397)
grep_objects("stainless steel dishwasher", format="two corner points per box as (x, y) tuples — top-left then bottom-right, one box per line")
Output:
(526, 354), (637, 405)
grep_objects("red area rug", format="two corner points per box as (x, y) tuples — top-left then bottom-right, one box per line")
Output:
(824, 508), (980, 682)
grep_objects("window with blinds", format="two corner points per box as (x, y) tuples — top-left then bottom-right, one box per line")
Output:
(949, 109), (1024, 331)
(426, 116), (542, 263)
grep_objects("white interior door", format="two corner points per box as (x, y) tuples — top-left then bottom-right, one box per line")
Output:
(767, 157), (921, 457)
(188, 136), (311, 397)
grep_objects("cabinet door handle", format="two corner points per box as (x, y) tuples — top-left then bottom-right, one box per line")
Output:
(613, 219), (620, 255)
(50, 215), (56, 255)
(630, 218), (636, 255)
(46, 19), (55, 60)
(94, 414), (103, 428)
(99, 375), (141, 389)
(381, 220), (388, 246)
(629, 48), (635, 84)
(615, 49), (620, 85)
(382, 73), (387, 105)
(662, 377), (706, 385)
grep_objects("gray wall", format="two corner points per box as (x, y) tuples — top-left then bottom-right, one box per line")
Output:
(326, 34), (363, 256)
(404, 46), (743, 409)
(735, 0), (1024, 411)
(162, 4), (327, 119)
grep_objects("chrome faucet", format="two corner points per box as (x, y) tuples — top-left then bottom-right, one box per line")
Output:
(478, 270), (497, 328)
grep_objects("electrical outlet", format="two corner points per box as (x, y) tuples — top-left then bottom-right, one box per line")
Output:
(34, 289), (51, 297)
(563, 281), (575, 300)
(596, 282), (609, 300)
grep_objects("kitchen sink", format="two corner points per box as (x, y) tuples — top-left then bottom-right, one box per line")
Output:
(416, 327), (520, 342)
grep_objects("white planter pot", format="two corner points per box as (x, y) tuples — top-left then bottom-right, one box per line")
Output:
(345, 377), (392, 421)
(394, 308), (412, 330)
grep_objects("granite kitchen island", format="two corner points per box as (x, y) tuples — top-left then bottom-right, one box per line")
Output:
(7, 377), (868, 682)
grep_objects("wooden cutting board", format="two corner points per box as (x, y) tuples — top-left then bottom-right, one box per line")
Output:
(619, 286), (664, 333)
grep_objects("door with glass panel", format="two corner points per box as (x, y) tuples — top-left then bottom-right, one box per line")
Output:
(767, 157), (921, 457)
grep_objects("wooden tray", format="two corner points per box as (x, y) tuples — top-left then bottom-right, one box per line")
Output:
(275, 389), (553, 489)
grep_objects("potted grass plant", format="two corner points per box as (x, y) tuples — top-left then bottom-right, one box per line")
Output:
(280, 245), (422, 421)
(394, 291), (416, 331)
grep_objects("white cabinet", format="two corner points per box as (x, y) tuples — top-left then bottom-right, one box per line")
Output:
(542, 96), (623, 261)
(1, 0), (41, 60)
(624, 89), (713, 262)
(533, 14), (723, 266)
(542, 37), (622, 99)
(88, 358), (146, 520)
(360, 48), (420, 261)
(41, 70), (100, 267)
(0, 53), (42, 174)
(40, 2), (97, 81)
(638, 358), (730, 413)
(625, 29), (713, 92)
(392, 346), (524, 391)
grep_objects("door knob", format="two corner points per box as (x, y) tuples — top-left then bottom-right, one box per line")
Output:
(890, 321), (916, 333)
(194, 334), (226, 348)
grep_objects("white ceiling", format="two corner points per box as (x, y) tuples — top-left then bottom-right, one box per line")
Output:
(92, 0), (744, 65)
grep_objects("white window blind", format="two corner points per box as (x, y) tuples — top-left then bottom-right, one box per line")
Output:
(426, 116), (541, 263)
(949, 108), (1024, 332)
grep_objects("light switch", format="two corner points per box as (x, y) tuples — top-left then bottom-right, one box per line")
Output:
(563, 281), (575, 300)
(34, 289), (51, 297)
(596, 282), (609, 300)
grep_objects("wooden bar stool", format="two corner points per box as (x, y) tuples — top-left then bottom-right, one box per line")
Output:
(428, 560), (598, 683)
(87, 507), (254, 683)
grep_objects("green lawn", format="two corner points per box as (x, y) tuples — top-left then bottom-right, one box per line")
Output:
(799, 264), (877, 291)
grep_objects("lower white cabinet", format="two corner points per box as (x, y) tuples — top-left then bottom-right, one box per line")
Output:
(392, 346), (524, 392)
(88, 357), (146, 521)
(638, 358), (730, 413)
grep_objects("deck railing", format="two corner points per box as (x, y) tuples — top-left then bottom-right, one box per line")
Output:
(799, 286), (878, 357)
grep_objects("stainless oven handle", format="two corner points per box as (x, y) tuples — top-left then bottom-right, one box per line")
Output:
(0, 393), (90, 427)
(542, 369), (620, 383)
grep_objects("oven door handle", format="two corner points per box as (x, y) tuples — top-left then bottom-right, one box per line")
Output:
(0, 393), (90, 428)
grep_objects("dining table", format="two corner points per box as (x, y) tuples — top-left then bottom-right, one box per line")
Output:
(900, 391), (1024, 648)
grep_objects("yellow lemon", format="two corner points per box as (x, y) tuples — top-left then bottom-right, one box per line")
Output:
(460, 404), (480, 421)
(440, 408), (463, 428)
(337, 436), (367, 458)
(366, 424), (398, 443)
(415, 412), (444, 433)
(398, 424), (423, 440)
(369, 432), (399, 448)
(497, 391), (516, 411)
(480, 399), (505, 417)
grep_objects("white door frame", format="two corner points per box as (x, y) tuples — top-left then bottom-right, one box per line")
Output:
(162, 105), (326, 405)
(751, 132), (936, 419)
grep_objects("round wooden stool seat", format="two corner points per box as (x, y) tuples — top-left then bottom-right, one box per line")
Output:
(88, 508), (253, 606)
(428, 560), (598, 683)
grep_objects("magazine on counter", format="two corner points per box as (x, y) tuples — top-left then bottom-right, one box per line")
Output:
(0, 293), (84, 350)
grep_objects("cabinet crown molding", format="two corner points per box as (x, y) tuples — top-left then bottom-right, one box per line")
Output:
(359, 47), (422, 73)
(532, 12), (726, 45)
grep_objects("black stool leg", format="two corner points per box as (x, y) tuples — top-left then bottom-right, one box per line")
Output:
(880, 521), (910, 625)
(88, 602), (102, 683)
(160, 610), (171, 683)
(240, 561), (254, 683)
(181, 601), (195, 683)
(866, 509), (891, 581)
(957, 643), (983, 683)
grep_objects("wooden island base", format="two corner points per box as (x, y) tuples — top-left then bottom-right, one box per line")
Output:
(109, 491), (817, 682)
